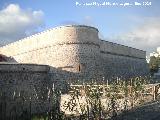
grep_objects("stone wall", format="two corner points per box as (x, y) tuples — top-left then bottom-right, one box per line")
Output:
(0, 25), (150, 118)
(100, 40), (148, 79)
(100, 40), (146, 59)
(0, 63), (51, 118)
(0, 25), (149, 80)
(0, 25), (100, 74)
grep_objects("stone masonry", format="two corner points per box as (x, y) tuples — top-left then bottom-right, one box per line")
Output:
(0, 25), (149, 81)
(0, 25), (150, 117)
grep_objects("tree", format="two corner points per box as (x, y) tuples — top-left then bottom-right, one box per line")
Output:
(149, 56), (160, 75)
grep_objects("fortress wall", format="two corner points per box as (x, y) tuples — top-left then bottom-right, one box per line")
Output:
(13, 44), (80, 72)
(73, 26), (101, 76)
(0, 25), (101, 74)
(0, 25), (99, 56)
(99, 40), (149, 79)
(100, 43), (149, 79)
(0, 25), (149, 79)
(100, 40), (146, 59)
(0, 25), (150, 117)
(0, 63), (51, 115)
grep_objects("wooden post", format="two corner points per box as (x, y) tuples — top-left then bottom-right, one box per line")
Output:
(153, 86), (156, 101)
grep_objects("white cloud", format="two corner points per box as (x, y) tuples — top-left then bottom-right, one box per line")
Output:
(108, 17), (160, 56)
(0, 4), (45, 45)
(82, 16), (95, 26)
(60, 16), (95, 26)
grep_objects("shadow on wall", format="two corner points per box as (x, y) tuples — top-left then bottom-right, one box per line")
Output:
(0, 54), (17, 63)
(0, 63), (89, 119)
(0, 60), (150, 119)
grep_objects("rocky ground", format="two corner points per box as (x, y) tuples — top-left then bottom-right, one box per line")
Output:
(114, 100), (160, 120)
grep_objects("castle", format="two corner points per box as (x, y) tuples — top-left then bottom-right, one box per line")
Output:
(0, 25), (149, 117)
(0, 25), (149, 79)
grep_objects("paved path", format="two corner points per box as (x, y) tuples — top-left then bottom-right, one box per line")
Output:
(113, 101), (160, 120)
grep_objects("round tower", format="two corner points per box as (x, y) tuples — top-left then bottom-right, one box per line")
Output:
(50, 25), (101, 77)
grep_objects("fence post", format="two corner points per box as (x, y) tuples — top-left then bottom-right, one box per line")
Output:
(153, 86), (156, 101)
(29, 97), (31, 120)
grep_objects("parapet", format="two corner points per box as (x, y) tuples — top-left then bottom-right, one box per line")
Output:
(0, 25), (100, 56)
(0, 63), (50, 72)
(53, 25), (99, 32)
(100, 40), (146, 59)
(0, 25), (147, 60)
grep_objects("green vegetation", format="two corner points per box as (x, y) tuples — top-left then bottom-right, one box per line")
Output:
(60, 76), (149, 120)
(1, 76), (151, 120)
(149, 56), (160, 75)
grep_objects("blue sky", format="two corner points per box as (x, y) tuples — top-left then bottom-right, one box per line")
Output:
(0, 0), (160, 55)
(0, 0), (158, 36)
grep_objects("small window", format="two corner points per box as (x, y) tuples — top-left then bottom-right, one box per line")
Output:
(78, 64), (81, 72)
(77, 63), (85, 72)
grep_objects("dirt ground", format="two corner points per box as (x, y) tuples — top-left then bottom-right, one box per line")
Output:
(114, 100), (160, 120)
